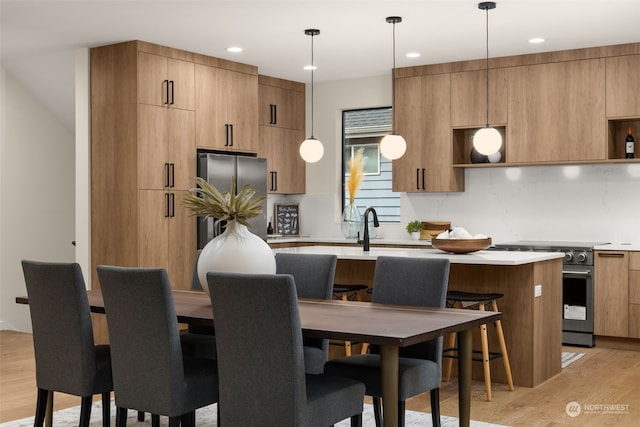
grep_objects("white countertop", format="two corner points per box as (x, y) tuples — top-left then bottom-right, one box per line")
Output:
(267, 236), (433, 246)
(594, 243), (640, 251)
(272, 245), (564, 266)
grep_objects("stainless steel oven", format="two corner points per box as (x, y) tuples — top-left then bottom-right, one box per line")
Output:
(492, 240), (608, 347)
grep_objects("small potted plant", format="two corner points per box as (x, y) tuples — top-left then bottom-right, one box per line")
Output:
(405, 220), (424, 240)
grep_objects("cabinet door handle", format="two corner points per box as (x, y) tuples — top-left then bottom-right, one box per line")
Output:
(169, 163), (175, 188)
(416, 168), (420, 190)
(164, 163), (170, 187)
(230, 124), (234, 147)
(269, 171), (274, 191)
(169, 80), (175, 105)
(421, 168), (426, 190)
(269, 104), (274, 124)
(597, 252), (625, 257)
(169, 193), (175, 217)
(225, 124), (230, 146)
(163, 80), (169, 105)
(273, 171), (277, 191)
(164, 193), (170, 217)
(273, 104), (277, 125)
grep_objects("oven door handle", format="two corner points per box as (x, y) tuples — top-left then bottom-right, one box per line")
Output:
(563, 270), (592, 276)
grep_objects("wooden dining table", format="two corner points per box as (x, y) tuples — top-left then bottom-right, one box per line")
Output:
(18, 289), (500, 427)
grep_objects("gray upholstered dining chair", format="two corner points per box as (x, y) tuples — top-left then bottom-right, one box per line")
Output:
(21, 260), (113, 427)
(97, 265), (219, 427)
(324, 256), (450, 427)
(179, 249), (217, 359)
(275, 252), (337, 374)
(207, 271), (366, 426)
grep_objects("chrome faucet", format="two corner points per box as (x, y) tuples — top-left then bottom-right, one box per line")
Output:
(359, 207), (379, 252)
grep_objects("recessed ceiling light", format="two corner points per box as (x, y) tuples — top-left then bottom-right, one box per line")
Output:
(528, 37), (545, 44)
(226, 46), (243, 53)
(406, 52), (421, 58)
(303, 65), (317, 71)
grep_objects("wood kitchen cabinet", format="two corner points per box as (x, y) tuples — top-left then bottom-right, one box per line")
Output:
(259, 126), (305, 194)
(392, 73), (463, 192)
(450, 68), (508, 128)
(138, 190), (195, 290)
(91, 41), (198, 292)
(606, 54), (640, 118)
(258, 75), (306, 194)
(138, 104), (194, 191)
(258, 75), (305, 130)
(629, 252), (640, 338)
(195, 64), (258, 153)
(594, 250), (630, 338)
(138, 51), (195, 110)
(507, 59), (606, 163)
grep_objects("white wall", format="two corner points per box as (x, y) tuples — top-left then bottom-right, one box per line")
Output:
(300, 74), (640, 243)
(0, 68), (75, 332)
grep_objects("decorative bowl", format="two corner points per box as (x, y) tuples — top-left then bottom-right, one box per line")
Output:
(420, 221), (451, 240)
(431, 237), (492, 254)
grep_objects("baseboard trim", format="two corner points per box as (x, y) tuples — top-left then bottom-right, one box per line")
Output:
(595, 335), (640, 351)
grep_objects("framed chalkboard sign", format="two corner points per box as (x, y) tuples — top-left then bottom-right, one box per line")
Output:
(275, 203), (300, 236)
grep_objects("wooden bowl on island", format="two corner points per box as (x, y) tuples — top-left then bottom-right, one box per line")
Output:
(431, 237), (492, 254)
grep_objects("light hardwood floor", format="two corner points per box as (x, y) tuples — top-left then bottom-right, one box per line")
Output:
(2, 330), (639, 426)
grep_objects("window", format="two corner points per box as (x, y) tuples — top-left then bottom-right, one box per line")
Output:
(342, 108), (400, 222)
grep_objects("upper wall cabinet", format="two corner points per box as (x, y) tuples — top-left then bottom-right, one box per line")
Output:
(606, 54), (640, 118)
(507, 59), (606, 163)
(138, 52), (195, 110)
(450, 68), (508, 128)
(393, 73), (463, 193)
(195, 64), (258, 153)
(258, 75), (305, 130)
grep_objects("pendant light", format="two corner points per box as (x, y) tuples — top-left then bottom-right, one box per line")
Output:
(299, 29), (324, 163)
(379, 16), (407, 161)
(473, 2), (503, 156)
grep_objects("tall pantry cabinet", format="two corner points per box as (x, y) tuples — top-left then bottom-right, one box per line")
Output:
(90, 41), (197, 293)
(257, 75), (306, 194)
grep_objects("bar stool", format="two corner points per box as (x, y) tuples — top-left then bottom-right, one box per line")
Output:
(442, 290), (514, 401)
(333, 284), (368, 356)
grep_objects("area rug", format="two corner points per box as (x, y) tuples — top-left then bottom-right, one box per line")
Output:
(1, 400), (509, 427)
(562, 351), (586, 368)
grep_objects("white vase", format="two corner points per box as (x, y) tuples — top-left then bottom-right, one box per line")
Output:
(411, 231), (421, 240)
(197, 221), (276, 293)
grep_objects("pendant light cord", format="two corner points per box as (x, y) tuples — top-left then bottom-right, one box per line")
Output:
(485, 6), (490, 127)
(392, 20), (397, 132)
(310, 33), (315, 139)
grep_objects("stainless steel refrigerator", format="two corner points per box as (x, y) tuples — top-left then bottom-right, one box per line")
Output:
(197, 152), (268, 248)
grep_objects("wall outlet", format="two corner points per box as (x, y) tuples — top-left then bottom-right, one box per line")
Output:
(534, 285), (542, 297)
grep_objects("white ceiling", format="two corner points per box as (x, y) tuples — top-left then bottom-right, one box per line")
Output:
(2, 0), (640, 132)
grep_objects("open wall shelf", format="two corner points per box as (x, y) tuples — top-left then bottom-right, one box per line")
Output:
(608, 118), (639, 160)
(453, 126), (506, 166)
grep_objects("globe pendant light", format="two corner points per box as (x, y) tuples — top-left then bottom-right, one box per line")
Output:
(379, 16), (407, 161)
(299, 29), (324, 163)
(473, 2), (503, 156)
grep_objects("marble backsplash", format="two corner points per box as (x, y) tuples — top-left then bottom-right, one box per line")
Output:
(272, 163), (640, 245)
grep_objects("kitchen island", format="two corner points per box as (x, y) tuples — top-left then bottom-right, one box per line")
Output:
(272, 245), (564, 388)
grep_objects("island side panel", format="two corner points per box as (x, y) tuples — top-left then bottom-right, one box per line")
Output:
(447, 258), (562, 388)
(533, 258), (563, 385)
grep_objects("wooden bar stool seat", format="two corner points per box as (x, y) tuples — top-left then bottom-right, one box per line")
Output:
(332, 284), (368, 355)
(442, 290), (514, 401)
